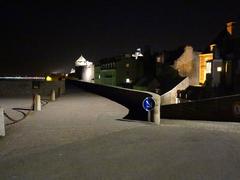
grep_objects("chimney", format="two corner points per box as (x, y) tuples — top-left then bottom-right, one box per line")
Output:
(226, 21), (236, 35)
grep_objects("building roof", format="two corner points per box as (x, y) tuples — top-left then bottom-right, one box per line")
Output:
(203, 22), (240, 54)
(75, 55), (93, 67)
(75, 55), (87, 66)
(97, 54), (133, 66)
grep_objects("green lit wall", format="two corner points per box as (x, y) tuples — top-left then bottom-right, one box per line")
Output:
(100, 69), (117, 86)
(94, 56), (144, 87)
(94, 66), (101, 84)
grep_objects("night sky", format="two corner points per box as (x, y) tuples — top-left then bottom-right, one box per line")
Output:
(1, 0), (239, 75)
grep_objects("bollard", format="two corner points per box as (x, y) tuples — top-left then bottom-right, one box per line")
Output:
(143, 95), (161, 125)
(0, 108), (5, 136)
(51, 89), (56, 101)
(34, 94), (41, 111)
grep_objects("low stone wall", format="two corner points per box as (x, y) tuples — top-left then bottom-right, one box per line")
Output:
(35, 81), (65, 97)
(67, 79), (161, 124)
(0, 80), (65, 97)
(161, 94), (240, 122)
(161, 77), (189, 105)
(0, 80), (32, 96)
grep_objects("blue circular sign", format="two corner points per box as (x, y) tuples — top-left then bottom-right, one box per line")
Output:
(142, 97), (155, 111)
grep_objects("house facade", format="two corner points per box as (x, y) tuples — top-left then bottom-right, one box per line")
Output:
(199, 22), (240, 94)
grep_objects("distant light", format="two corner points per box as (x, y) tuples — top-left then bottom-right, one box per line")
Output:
(98, 74), (101, 79)
(65, 74), (69, 77)
(217, 67), (222, 72)
(126, 78), (131, 83)
(46, 76), (53, 82)
(70, 68), (76, 74)
(210, 44), (216, 52)
(156, 57), (161, 63)
(132, 48), (143, 60)
(206, 62), (212, 74)
(0, 77), (45, 80)
(225, 62), (228, 73)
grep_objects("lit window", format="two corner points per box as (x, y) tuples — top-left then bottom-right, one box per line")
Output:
(225, 62), (228, 72)
(210, 44), (216, 52)
(206, 62), (212, 74)
(217, 67), (222, 72)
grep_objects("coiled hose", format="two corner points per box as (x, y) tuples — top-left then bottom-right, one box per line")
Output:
(4, 99), (49, 126)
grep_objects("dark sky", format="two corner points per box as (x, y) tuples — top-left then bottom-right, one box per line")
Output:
(1, 0), (240, 75)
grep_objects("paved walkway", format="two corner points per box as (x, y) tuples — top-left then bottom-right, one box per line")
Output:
(1, 90), (240, 179)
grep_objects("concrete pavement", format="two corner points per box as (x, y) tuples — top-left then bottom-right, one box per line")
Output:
(1, 90), (240, 179)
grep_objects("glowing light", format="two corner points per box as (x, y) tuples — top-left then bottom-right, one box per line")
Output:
(156, 57), (161, 63)
(126, 78), (131, 83)
(210, 44), (216, 52)
(46, 76), (53, 82)
(217, 66), (222, 72)
(225, 62), (228, 72)
(70, 68), (75, 74)
(132, 48), (143, 60)
(0, 77), (45, 80)
(206, 62), (212, 74)
(227, 22), (235, 35)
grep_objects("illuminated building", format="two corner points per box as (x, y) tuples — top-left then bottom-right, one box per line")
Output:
(74, 55), (94, 82)
(95, 46), (187, 94)
(94, 51), (144, 87)
(199, 21), (240, 92)
(199, 53), (213, 84)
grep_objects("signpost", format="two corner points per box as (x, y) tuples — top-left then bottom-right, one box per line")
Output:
(143, 97), (155, 111)
(142, 97), (155, 122)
